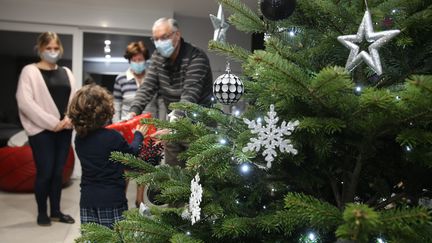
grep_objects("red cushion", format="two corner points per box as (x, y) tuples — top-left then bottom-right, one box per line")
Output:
(0, 146), (74, 193)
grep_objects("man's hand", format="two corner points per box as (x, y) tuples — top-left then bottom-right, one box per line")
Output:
(167, 111), (178, 122)
(123, 112), (137, 121)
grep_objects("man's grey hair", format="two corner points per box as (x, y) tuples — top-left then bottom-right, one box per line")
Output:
(153, 17), (179, 32)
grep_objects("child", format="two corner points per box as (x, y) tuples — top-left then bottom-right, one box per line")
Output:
(67, 84), (147, 229)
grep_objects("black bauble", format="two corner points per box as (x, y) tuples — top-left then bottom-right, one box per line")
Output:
(260, 0), (296, 21)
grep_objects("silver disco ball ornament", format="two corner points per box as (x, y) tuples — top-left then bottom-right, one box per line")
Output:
(213, 62), (244, 105)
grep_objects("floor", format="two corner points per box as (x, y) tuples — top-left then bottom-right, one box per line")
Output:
(0, 177), (139, 243)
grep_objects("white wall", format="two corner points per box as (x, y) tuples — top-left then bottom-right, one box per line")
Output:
(175, 14), (251, 78)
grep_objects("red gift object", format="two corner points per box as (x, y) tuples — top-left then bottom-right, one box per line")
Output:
(106, 113), (156, 144)
(0, 146), (74, 193)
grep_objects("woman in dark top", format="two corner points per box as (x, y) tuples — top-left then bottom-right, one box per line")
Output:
(67, 84), (147, 229)
(16, 32), (76, 226)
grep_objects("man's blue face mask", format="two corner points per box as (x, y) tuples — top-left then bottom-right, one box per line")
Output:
(154, 39), (175, 58)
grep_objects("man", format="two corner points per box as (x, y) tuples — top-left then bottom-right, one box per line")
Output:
(130, 17), (213, 166)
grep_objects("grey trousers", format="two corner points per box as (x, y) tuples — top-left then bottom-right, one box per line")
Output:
(145, 97), (186, 167)
(164, 140), (188, 167)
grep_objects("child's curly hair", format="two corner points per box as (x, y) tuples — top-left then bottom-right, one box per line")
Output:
(67, 84), (114, 137)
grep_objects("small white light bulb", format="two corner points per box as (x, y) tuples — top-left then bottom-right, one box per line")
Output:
(308, 232), (316, 241)
(240, 163), (250, 174)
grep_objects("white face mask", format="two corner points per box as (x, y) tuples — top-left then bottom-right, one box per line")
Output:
(41, 50), (61, 64)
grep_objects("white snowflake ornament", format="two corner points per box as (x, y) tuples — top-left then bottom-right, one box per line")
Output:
(243, 104), (299, 168)
(189, 173), (203, 225)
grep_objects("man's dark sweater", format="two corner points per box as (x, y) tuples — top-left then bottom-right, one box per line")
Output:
(130, 38), (213, 115)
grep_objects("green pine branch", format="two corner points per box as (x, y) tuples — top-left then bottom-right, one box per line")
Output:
(297, 117), (347, 135)
(396, 129), (432, 147)
(336, 203), (381, 242)
(218, 0), (265, 33)
(213, 217), (255, 239)
(170, 233), (204, 243)
(186, 145), (232, 177)
(111, 151), (156, 173)
(208, 40), (250, 62)
(76, 223), (120, 243)
(284, 192), (343, 230)
(115, 217), (178, 243)
(264, 37), (311, 70)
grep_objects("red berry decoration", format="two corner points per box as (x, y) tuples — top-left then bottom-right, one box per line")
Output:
(138, 138), (164, 166)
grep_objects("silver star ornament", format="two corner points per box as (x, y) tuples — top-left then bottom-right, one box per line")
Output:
(337, 9), (400, 75)
(210, 4), (229, 42)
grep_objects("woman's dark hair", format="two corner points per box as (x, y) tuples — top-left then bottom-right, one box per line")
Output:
(123, 41), (149, 60)
(67, 84), (114, 137)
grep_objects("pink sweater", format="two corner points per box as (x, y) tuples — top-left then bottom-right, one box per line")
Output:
(16, 64), (77, 136)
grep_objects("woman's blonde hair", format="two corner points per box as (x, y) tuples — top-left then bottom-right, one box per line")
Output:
(36, 32), (64, 56)
(67, 84), (114, 137)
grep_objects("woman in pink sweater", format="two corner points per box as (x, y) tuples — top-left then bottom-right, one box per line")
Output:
(16, 32), (76, 226)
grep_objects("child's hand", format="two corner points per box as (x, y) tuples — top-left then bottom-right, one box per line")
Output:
(150, 129), (171, 145)
(151, 129), (171, 137)
(134, 124), (149, 135)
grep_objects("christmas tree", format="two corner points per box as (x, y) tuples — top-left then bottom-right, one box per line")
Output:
(77, 0), (432, 242)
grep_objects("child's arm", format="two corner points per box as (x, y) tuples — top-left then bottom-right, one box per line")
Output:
(128, 124), (148, 154)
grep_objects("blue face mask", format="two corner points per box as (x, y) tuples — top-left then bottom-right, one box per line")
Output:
(130, 61), (146, 74)
(154, 39), (175, 58)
